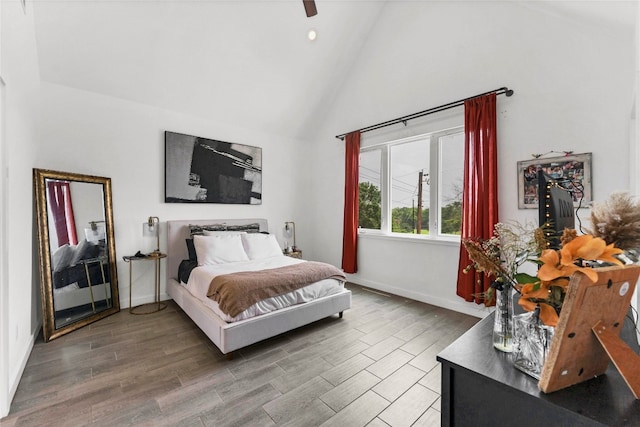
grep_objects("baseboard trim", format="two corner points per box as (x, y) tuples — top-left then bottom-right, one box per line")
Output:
(3, 323), (38, 418)
(347, 277), (490, 319)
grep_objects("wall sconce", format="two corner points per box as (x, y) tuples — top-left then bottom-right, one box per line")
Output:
(143, 216), (161, 256)
(283, 221), (296, 253)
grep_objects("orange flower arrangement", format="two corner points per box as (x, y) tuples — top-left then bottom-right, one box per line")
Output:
(463, 224), (625, 327)
(516, 232), (623, 326)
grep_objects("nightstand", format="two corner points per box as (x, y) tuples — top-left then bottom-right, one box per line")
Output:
(123, 253), (168, 314)
(284, 250), (302, 259)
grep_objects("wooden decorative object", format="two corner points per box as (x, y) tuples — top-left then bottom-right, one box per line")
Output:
(539, 265), (640, 396)
(592, 320), (640, 398)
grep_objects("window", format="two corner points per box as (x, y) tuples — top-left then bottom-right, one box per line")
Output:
(358, 150), (382, 230)
(390, 138), (429, 234)
(358, 127), (463, 239)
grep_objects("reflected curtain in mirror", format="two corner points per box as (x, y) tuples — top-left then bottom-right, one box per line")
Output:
(34, 169), (120, 342)
(47, 180), (77, 247)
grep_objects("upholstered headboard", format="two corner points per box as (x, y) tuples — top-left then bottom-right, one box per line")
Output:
(165, 218), (269, 283)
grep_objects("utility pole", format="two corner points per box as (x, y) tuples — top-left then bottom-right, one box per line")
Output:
(417, 171), (423, 234)
(412, 199), (415, 232)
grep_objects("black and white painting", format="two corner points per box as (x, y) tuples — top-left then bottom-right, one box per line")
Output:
(165, 131), (262, 204)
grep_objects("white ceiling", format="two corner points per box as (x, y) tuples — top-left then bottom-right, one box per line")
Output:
(31, 0), (637, 141)
(33, 0), (388, 140)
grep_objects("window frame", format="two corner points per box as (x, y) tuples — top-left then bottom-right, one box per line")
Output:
(359, 126), (463, 242)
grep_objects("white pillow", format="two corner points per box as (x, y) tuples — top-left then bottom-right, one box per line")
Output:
(52, 244), (74, 272)
(193, 234), (249, 265)
(241, 233), (284, 260)
(70, 239), (91, 265)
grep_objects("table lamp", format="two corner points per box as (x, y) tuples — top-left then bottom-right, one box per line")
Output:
(143, 216), (162, 257)
(85, 220), (106, 243)
(283, 221), (296, 253)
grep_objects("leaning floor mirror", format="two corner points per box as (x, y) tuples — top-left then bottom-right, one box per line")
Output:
(34, 169), (120, 341)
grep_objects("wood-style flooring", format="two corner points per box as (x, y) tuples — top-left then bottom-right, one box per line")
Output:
(1, 283), (479, 427)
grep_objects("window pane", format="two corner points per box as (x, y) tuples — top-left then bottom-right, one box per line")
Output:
(439, 132), (464, 235)
(359, 150), (382, 230)
(390, 139), (429, 234)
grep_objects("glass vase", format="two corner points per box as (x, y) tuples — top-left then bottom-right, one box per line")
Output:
(492, 282), (514, 352)
(512, 311), (555, 379)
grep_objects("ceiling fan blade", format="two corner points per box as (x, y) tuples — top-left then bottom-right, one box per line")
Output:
(303, 0), (317, 17)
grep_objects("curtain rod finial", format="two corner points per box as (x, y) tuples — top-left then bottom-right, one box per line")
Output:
(505, 89), (514, 97)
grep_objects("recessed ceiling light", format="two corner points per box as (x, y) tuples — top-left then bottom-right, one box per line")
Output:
(308, 29), (317, 41)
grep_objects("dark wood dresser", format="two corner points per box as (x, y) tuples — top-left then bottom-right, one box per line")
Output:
(437, 312), (640, 426)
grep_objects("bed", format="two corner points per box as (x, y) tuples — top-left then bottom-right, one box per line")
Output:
(166, 218), (352, 355)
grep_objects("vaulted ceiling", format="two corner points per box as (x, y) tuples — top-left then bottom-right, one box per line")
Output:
(31, 0), (637, 141)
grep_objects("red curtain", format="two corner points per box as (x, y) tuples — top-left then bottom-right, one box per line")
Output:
(456, 93), (499, 304)
(342, 131), (361, 273)
(47, 181), (78, 247)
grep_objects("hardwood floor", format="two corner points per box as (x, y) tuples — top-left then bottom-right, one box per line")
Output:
(1, 284), (479, 427)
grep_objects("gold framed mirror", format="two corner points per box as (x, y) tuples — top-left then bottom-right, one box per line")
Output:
(34, 169), (120, 341)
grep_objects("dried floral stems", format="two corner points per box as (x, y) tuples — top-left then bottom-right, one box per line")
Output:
(586, 192), (640, 251)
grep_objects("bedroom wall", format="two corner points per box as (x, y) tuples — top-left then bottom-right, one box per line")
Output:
(0, 0), (41, 417)
(306, 1), (636, 317)
(0, 3), (5, 417)
(36, 82), (306, 309)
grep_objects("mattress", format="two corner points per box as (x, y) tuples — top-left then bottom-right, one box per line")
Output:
(184, 255), (345, 322)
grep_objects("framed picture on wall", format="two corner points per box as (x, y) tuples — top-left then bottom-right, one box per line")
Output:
(517, 152), (592, 209)
(165, 131), (262, 204)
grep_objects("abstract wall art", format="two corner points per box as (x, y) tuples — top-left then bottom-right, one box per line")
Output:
(165, 131), (262, 204)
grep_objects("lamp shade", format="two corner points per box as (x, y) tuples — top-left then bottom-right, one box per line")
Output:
(283, 221), (296, 251)
(85, 224), (106, 243)
(143, 216), (161, 255)
(86, 220), (106, 242)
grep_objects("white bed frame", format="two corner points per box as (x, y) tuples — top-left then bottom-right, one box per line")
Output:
(166, 219), (352, 355)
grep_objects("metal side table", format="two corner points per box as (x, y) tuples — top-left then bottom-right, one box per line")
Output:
(123, 253), (168, 314)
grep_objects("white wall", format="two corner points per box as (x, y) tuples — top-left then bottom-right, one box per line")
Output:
(306, 1), (636, 317)
(0, 0), (41, 417)
(0, 1), (5, 418)
(37, 82), (305, 309)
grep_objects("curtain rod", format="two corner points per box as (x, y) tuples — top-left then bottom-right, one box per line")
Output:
(335, 86), (514, 140)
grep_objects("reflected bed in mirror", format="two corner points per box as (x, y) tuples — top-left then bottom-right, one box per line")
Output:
(34, 169), (120, 341)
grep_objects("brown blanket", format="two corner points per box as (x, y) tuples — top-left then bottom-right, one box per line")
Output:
(207, 261), (346, 317)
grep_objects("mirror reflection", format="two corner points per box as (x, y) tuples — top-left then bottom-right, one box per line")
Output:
(48, 180), (111, 328)
(34, 169), (120, 341)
